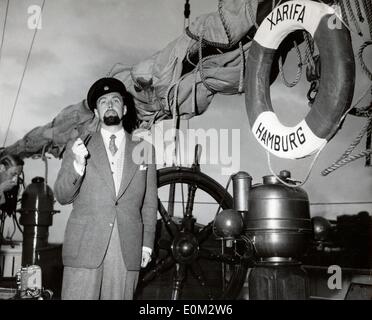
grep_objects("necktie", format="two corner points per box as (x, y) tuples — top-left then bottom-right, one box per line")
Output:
(109, 134), (118, 156)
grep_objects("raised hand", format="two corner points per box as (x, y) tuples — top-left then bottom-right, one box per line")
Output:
(72, 138), (89, 166)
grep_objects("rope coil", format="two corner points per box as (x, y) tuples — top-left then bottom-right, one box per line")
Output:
(278, 41), (303, 88)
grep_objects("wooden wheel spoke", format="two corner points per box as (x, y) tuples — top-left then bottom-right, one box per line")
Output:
(185, 184), (198, 218)
(158, 198), (179, 238)
(171, 263), (187, 300)
(168, 182), (176, 217)
(190, 261), (213, 299)
(196, 222), (213, 244)
(141, 254), (175, 284)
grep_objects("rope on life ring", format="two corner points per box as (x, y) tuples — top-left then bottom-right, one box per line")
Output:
(244, 0), (355, 159)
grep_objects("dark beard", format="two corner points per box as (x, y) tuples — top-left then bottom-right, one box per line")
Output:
(103, 115), (121, 126)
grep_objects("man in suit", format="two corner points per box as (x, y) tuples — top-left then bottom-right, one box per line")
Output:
(54, 77), (157, 300)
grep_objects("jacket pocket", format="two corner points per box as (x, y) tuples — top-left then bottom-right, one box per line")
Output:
(62, 218), (86, 258)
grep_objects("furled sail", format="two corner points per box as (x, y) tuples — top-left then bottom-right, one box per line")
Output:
(0, 0), (305, 159)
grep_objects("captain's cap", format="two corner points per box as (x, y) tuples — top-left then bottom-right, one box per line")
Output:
(87, 77), (128, 111)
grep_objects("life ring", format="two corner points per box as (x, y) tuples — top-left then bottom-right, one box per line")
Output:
(245, 0), (355, 159)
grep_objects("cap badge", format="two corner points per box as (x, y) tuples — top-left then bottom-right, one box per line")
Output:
(104, 86), (109, 91)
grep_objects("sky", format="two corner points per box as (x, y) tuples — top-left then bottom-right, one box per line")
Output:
(0, 0), (371, 243)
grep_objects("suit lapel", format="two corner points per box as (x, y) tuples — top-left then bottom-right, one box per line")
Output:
(117, 132), (138, 199)
(87, 132), (116, 198)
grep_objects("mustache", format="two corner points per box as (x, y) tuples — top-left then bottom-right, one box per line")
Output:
(104, 109), (118, 116)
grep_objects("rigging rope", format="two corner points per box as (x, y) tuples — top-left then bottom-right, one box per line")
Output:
(355, 0), (365, 23)
(247, 0), (258, 29)
(184, 0), (190, 30)
(334, 0), (369, 39)
(276, 3), (317, 89)
(321, 148), (372, 175)
(197, 25), (218, 94)
(347, 85), (372, 117)
(217, 0), (232, 47)
(278, 41), (303, 88)
(319, 1), (372, 174)
(344, 0), (363, 36)
(339, 0), (350, 28)
(266, 143), (325, 188)
(322, 115), (372, 176)
(238, 41), (245, 93)
(361, 0), (372, 36)
(0, 0), (9, 67)
(2, 0), (46, 148)
(339, 0), (372, 117)
(303, 32), (315, 69)
(185, 0), (238, 49)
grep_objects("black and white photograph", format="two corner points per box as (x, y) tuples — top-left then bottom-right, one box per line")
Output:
(0, 0), (371, 307)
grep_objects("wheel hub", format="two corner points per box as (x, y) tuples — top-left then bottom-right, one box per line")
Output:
(171, 232), (199, 263)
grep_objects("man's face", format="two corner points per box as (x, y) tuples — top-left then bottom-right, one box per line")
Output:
(94, 92), (126, 126)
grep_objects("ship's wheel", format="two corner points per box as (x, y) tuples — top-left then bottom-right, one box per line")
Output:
(135, 165), (250, 300)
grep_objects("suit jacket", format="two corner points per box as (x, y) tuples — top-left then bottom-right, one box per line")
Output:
(54, 131), (157, 271)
